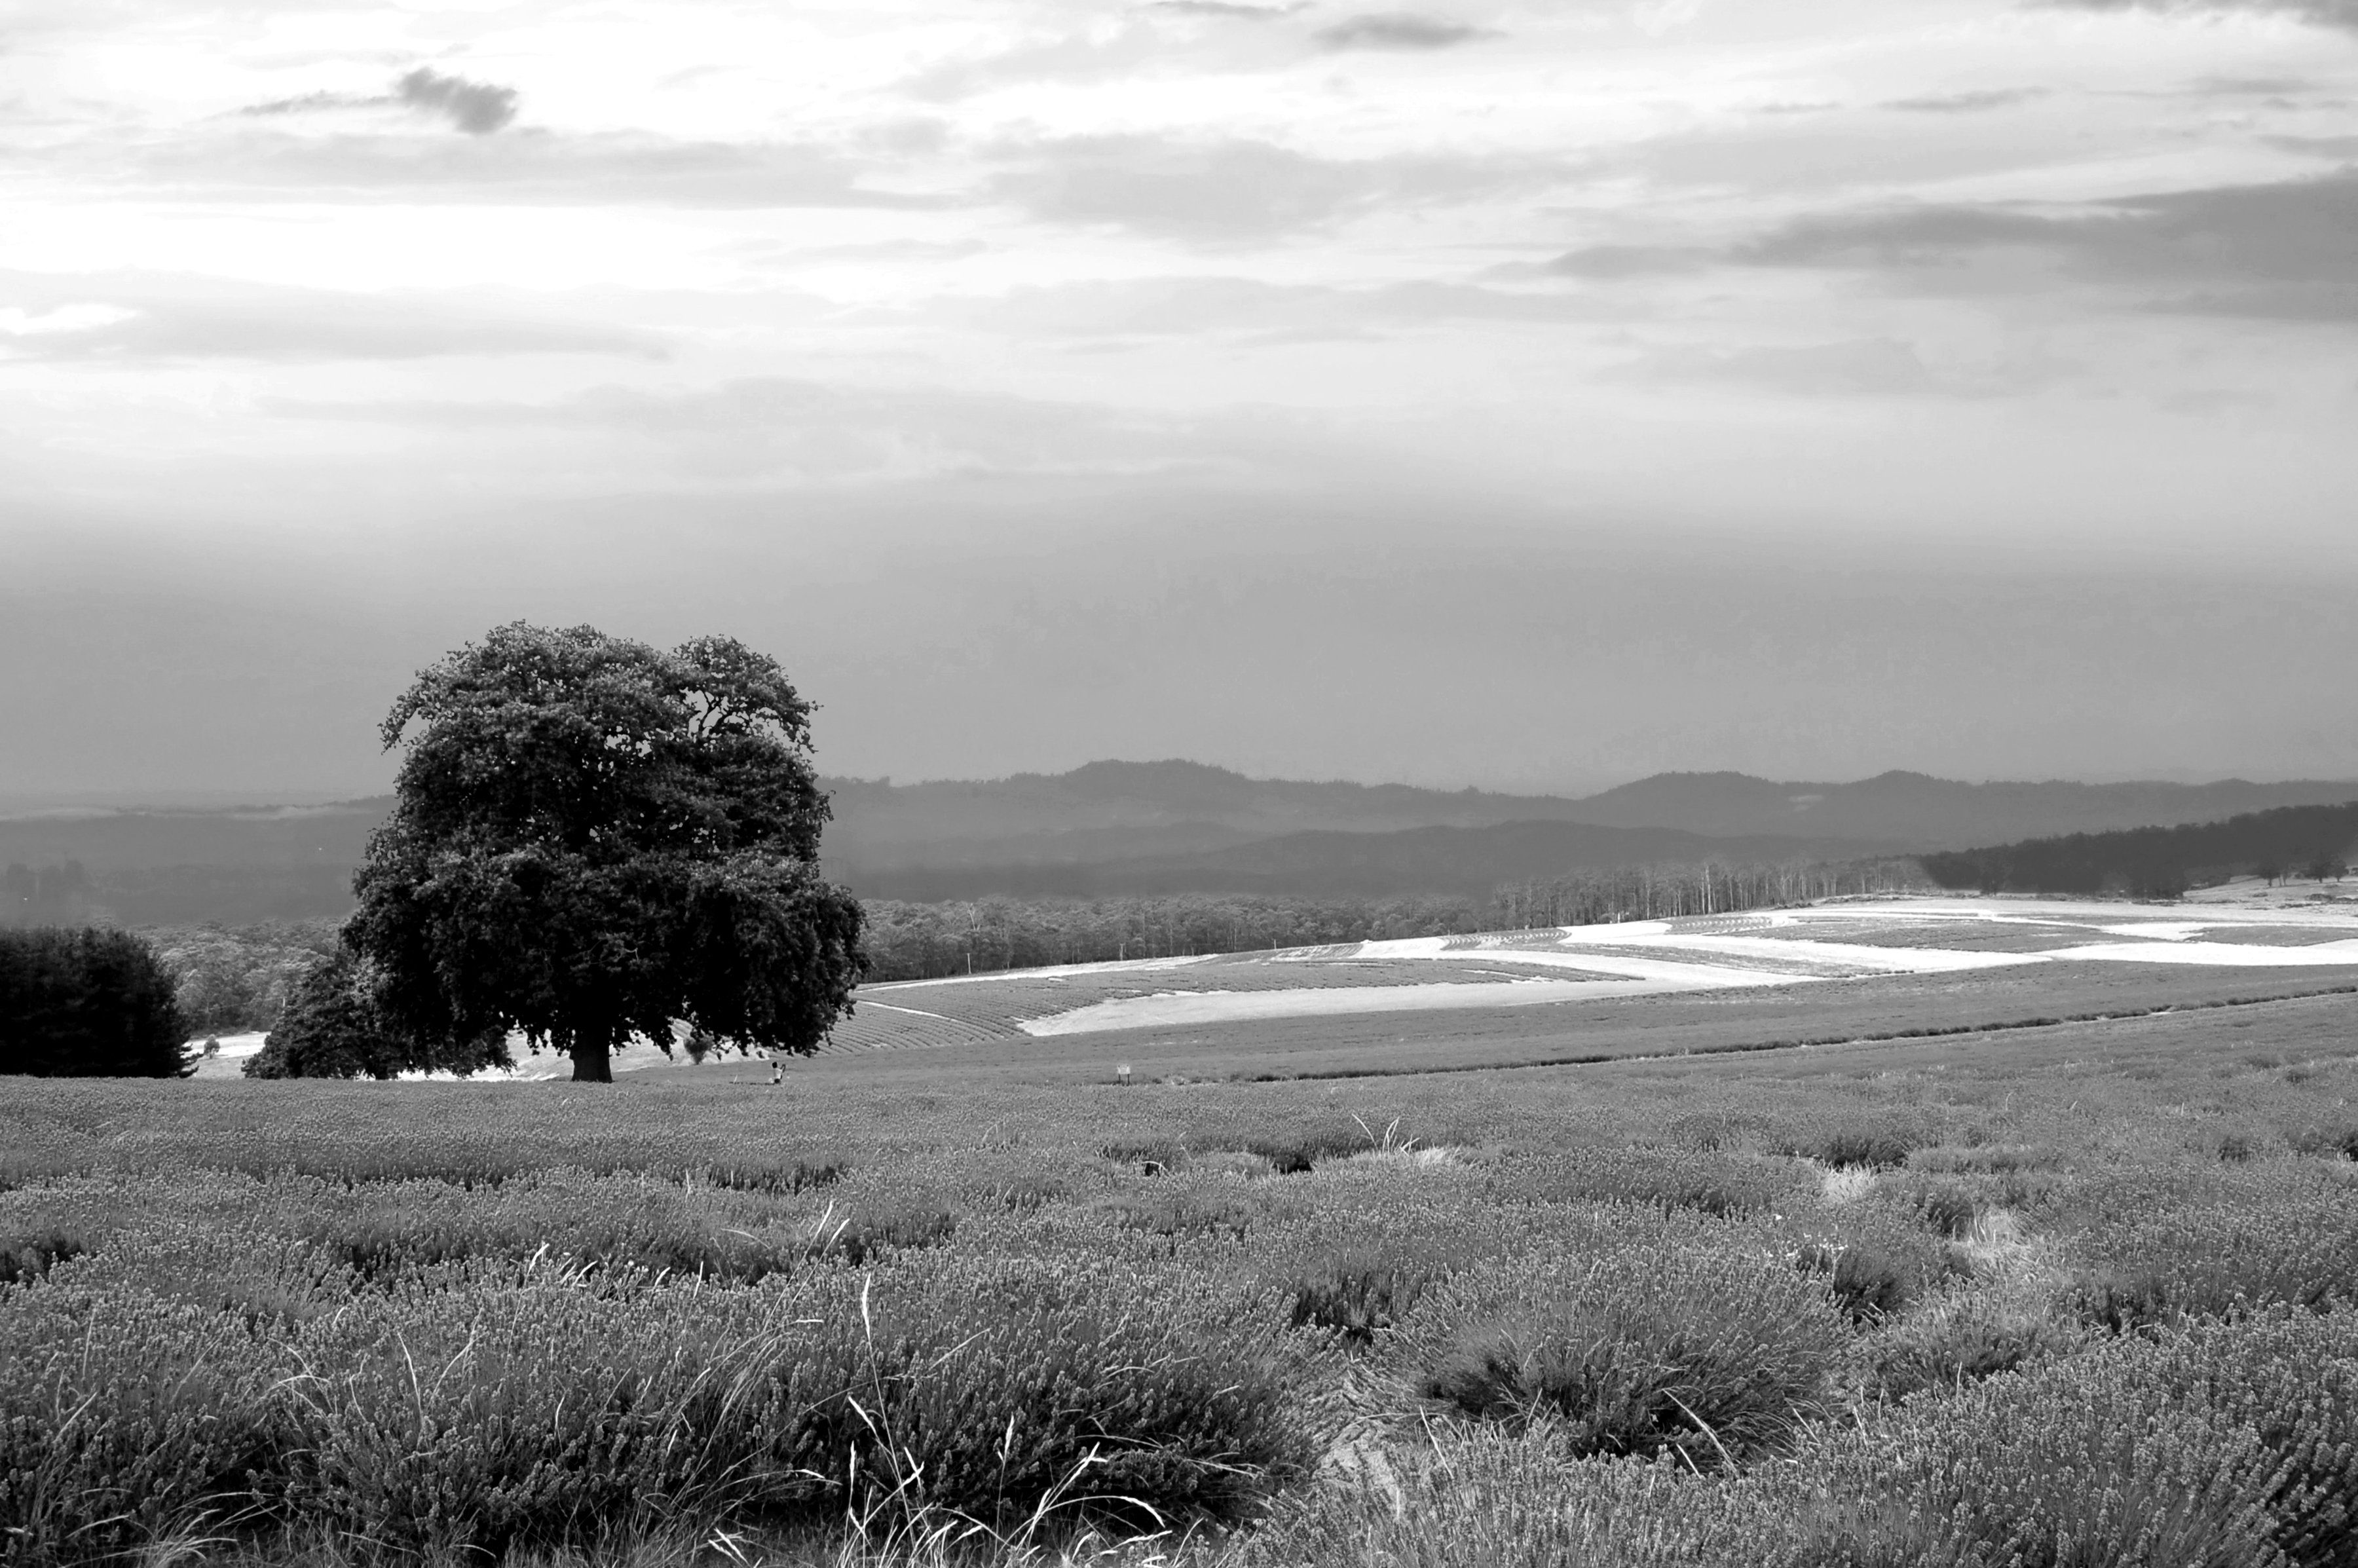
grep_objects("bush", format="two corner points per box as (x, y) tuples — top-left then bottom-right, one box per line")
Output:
(244, 953), (508, 1080)
(764, 1252), (1311, 1534)
(1406, 1230), (1846, 1468)
(1790, 1339), (2301, 1568)
(0, 928), (187, 1078)
(0, 1284), (288, 1566)
(2145, 1308), (2358, 1568)
(2069, 1166), (2358, 1328)
(1852, 1285), (2084, 1402)
(1237, 1432), (1772, 1568)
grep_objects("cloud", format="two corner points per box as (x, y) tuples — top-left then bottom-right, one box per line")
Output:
(1883, 88), (2049, 113)
(915, 274), (1615, 341)
(1151, 1), (1307, 14)
(2041, 0), (2358, 31)
(241, 67), (521, 136)
(1738, 170), (2358, 320)
(262, 375), (1312, 487)
(1313, 12), (1493, 50)
(1544, 244), (1713, 278)
(0, 273), (664, 363)
(990, 134), (1553, 241)
(394, 68), (519, 135)
(1605, 338), (1960, 398)
(51, 128), (948, 210)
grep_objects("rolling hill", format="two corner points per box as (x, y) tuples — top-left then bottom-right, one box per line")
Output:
(6, 762), (2354, 924)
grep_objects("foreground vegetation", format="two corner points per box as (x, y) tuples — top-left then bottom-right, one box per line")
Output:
(5, 990), (2357, 1567)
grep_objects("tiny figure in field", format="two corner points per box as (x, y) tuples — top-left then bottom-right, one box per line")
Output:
(770, 1058), (783, 1087)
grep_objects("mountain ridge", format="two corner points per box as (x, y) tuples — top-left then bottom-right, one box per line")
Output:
(7, 762), (2355, 923)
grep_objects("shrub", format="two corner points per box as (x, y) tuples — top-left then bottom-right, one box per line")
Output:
(1501, 1148), (1808, 1219)
(1237, 1431), (1772, 1568)
(1287, 1246), (1446, 1343)
(1406, 1234), (1846, 1468)
(2069, 1166), (2358, 1328)
(2144, 1307), (2358, 1568)
(278, 1267), (792, 1559)
(0, 1284), (288, 1567)
(1852, 1285), (2084, 1402)
(1787, 1338), (2305, 1568)
(1776, 1115), (1929, 1171)
(0, 928), (187, 1079)
(244, 953), (508, 1080)
(762, 1253), (1311, 1534)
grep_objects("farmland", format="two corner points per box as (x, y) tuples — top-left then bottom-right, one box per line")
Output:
(7, 892), (2358, 1566)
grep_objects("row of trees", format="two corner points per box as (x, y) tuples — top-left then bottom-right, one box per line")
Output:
(148, 920), (343, 1034)
(1490, 858), (1935, 930)
(859, 857), (1934, 982)
(1920, 802), (2358, 897)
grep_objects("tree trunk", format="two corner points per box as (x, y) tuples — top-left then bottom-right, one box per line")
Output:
(570, 1038), (614, 1083)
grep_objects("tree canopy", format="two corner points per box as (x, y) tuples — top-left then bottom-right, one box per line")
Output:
(346, 623), (868, 1081)
(0, 927), (188, 1077)
(244, 952), (512, 1080)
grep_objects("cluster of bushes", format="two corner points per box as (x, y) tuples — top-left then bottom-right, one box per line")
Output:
(1922, 800), (2358, 897)
(0, 928), (186, 1078)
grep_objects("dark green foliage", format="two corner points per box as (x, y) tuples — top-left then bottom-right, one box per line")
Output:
(1922, 800), (2358, 897)
(2289, 1121), (2358, 1161)
(1856, 1294), (2077, 1401)
(1289, 1246), (1450, 1343)
(242, 953), (508, 1080)
(1510, 1147), (1808, 1218)
(1799, 1239), (1920, 1321)
(768, 1258), (1309, 1534)
(2067, 1166), (2358, 1328)
(1797, 1334), (2313, 1568)
(1784, 1120), (1925, 1170)
(2144, 1309), (2358, 1568)
(0, 927), (187, 1078)
(0, 1284), (287, 1568)
(0, 1228), (84, 1287)
(1412, 1245), (1845, 1468)
(347, 624), (867, 1082)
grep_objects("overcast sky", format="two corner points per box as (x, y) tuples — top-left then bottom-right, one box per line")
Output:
(5, 0), (2356, 802)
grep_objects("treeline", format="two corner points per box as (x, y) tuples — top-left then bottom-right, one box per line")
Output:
(1491, 858), (1935, 929)
(863, 893), (1495, 980)
(147, 921), (344, 1034)
(1920, 801), (2358, 898)
(861, 857), (1932, 981)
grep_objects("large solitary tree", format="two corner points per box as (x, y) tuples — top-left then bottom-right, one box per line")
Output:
(346, 624), (868, 1082)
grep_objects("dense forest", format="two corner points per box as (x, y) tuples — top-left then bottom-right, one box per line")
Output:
(1919, 801), (2358, 897)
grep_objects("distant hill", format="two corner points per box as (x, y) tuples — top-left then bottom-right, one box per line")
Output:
(7, 762), (2354, 922)
(1920, 802), (2358, 897)
(1556, 770), (2358, 846)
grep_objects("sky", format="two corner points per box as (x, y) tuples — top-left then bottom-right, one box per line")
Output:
(4, 0), (2356, 803)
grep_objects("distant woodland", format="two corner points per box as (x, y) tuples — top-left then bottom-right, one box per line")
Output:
(860, 857), (1932, 981)
(1920, 801), (2358, 897)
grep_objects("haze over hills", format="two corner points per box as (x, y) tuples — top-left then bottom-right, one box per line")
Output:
(5, 762), (2355, 923)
